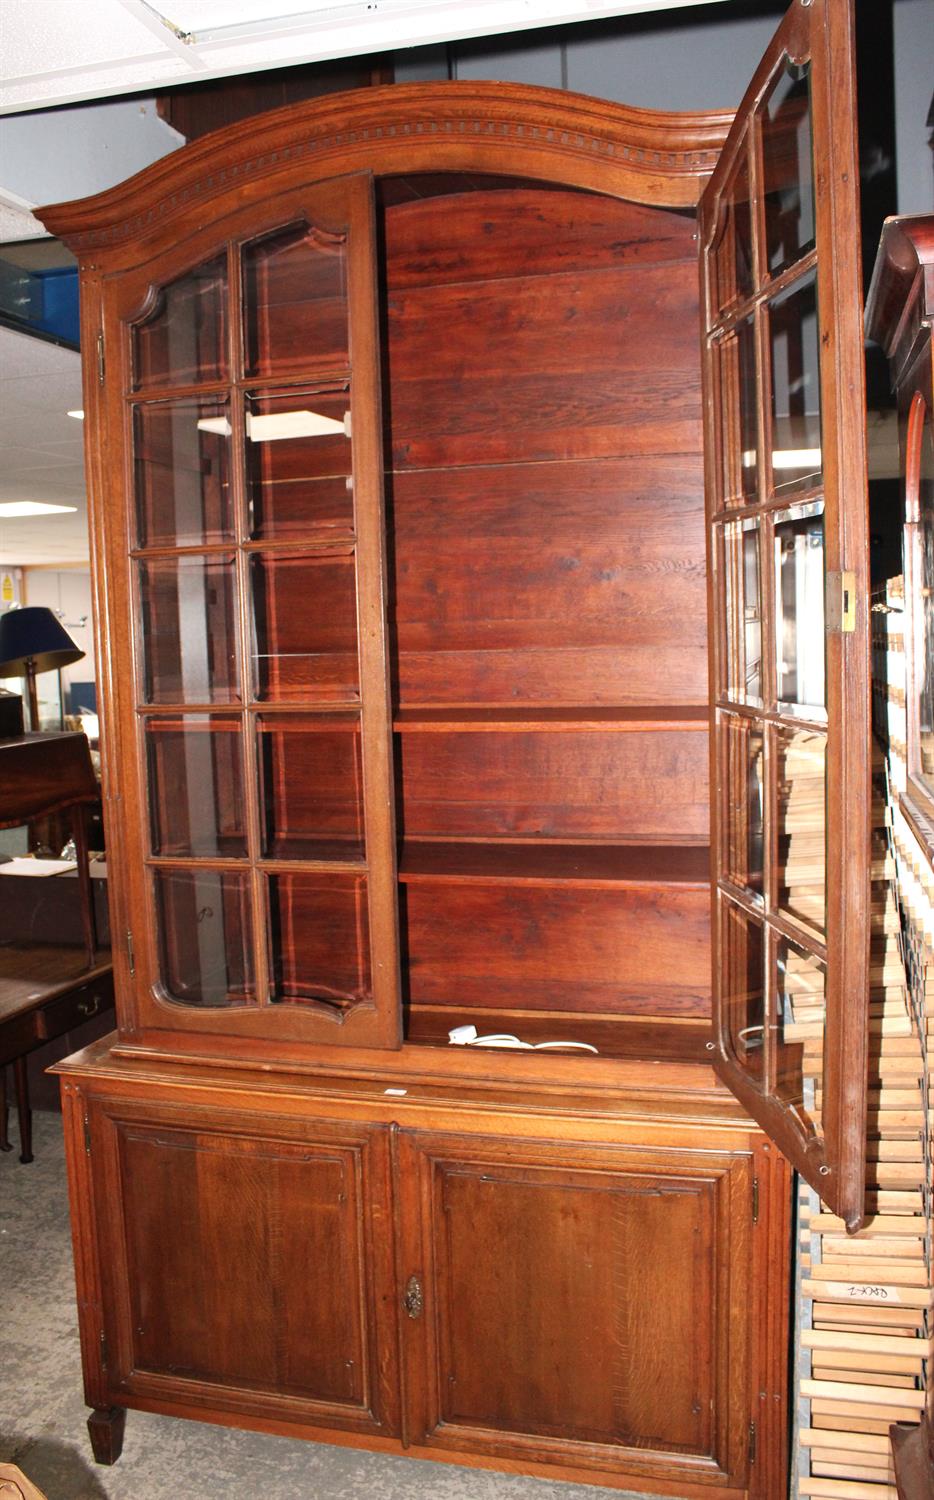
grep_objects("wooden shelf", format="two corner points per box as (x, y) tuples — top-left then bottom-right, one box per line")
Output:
(398, 839), (710, 888)
(394, 706), (709, 732)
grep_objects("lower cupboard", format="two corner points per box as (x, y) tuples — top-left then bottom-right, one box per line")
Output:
(57, 1049), (791, 1500)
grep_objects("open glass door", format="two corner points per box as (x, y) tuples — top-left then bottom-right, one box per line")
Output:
(700, 0), (870, 1227)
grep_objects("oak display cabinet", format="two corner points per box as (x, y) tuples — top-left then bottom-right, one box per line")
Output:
(41, 1), (872, 1494)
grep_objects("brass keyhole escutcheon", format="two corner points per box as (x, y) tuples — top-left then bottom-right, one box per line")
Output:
(403, 1274), (423, 1319)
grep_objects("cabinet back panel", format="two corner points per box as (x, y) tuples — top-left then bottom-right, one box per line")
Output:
(434, 1161), (716, 1452)
(401, 883), (710, 1016)
(386, 263), (702, 470)
(384, 186), (706, 709)
(384, 188), (697, 289)
(119, 1127), (365, 1402)
(397, 728), (708, 843)
(390, 455), (707, 706)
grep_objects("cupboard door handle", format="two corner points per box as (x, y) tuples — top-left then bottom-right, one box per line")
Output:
(78, 995), (101, 1017)
(403, 1275), (423, 1320)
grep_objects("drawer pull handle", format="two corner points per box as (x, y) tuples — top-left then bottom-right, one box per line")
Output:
(403, 1275), (423, 1320)
(77, 996), (101, 1018)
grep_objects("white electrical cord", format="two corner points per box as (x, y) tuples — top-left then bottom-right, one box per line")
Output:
(448, 1024), (598, 1054)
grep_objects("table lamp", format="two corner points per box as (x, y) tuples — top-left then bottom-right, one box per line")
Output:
(0, 606), (85, 731)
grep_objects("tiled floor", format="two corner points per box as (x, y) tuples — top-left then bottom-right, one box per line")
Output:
(1, 1110), (660, 1500)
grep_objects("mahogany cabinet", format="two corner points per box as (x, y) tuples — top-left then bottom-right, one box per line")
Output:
(41, 0), (873, 1493)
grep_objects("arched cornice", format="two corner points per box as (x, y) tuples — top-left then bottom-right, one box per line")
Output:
(38, 82), (732, 260)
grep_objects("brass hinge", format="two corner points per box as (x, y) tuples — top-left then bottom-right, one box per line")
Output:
(825, 570), (856, 633)
(752, 1176), (759, 1225)
(96, 331), (105, 386)
(100, 1329), (108, 1368)
(83, 1115), (91, 1155)
(126, 928), (135, 977)
(748, 1420), (757, 1464)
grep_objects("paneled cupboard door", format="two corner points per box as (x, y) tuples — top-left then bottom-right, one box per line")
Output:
(97, 172), (402, 1051)
(395, 1130), (771, 1495)
(85, 1098), (400, 1438)
(700, 0), (870, 1226)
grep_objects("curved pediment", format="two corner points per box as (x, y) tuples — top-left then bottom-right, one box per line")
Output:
(38, 81), (731, 261)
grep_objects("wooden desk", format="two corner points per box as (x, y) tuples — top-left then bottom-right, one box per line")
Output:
(0, 733), (113, 1161)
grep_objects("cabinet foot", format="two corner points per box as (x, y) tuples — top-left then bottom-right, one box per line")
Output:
(87, 1406), (126, 1465)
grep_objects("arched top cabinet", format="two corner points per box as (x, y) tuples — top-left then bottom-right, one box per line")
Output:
(42, 0), (871, 1226)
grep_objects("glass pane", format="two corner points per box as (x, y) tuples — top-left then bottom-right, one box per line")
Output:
(258, 714), (364, 861)
(155, 867), (254, 1007)
(134, 398), (232, 548)
(721, 898), (765, 1083)
(246, 388), (353, 540)
(244, 221), (348, 380)
(139, 556), (239, 704)
(774, 501), (825, 716)
(773, 933), (824, 1138)
(719, 317), (759, 504)
(721, 714), (764, 899)
(916, 410), (934, 787)
(267, 873), (370, 1006)
(146, 715), (246, 858)
(775, 723), (825, 936)
(768, 273), (822, 490)
(132, 256), (227, 392)
(251, 551), (359, 703)
(713, 148), (754, 311)
(722, 518), (762, 705)
(762, 60), (815, 276)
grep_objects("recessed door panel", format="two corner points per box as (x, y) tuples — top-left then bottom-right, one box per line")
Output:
(398, 1132), (754, 1489)
(90, 1101), (398, 1436)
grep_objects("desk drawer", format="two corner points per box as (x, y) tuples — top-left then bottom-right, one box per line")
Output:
(37, 972), (114, 1042)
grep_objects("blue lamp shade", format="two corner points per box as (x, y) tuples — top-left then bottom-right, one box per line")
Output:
(0, 606), (85, 678)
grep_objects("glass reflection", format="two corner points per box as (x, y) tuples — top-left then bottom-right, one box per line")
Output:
(146, 715), (245, 859)
(721, 715), (764, 898)
(722, 898), (765, 1083)
(246, 388), (353, 540)
(769, 273), (822, 490)
(774, 501), (825, 716)
(267, 872), (371, 1007)
(257, 715), (364, 861)
(138, 555), (239, 704)
(718, 320), (758, 505)
(134, 398), (232, 548)
(762, 61), (815, 275)
(244, 221), (348, 379)
(133, 257), (227, 392)
(250, 551), (359, 703)
(714, 149), (754, 311)
(775, 724), (825, 936)
(773, 934), (824, 1139)
(155, 867), (254, 1007)
(723, 518), (762, 705)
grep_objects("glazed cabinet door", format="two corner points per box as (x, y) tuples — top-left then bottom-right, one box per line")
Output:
(396, 1129), (783, 1497)
(81, 1095), (399, 1439)
(699, 0), (870, 1224)
(93, 171), (400, 1052)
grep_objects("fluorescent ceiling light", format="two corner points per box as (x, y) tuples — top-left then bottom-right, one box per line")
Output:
(196, 410), (350, 440)
(67, 409), (85, 420)
(0, 502), (78, 517)
(742, 448), (822, 470)
(248, 410), (350, 441)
